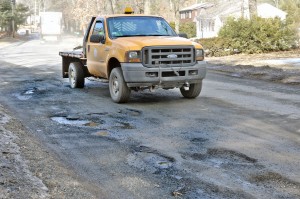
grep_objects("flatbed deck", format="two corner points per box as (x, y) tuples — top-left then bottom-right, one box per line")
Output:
(59, 50), (85, 59)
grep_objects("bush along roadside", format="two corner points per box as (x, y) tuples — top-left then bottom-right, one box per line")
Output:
(198, 16), (299, 57)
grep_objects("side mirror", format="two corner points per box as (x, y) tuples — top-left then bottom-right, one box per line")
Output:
(178, 33), (188, 39)
(90, 34), (105, 43)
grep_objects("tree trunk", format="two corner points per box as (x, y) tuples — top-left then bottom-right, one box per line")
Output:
(144, 0), (151, 14)
(170, 0), (181, 33)
(109, 0), (114, 14)
(249, 0), (257, 19)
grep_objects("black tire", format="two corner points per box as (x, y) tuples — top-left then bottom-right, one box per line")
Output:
(68, 62), (85, 88)
(109, 67), (131, 103)
(180, 81), (202, 98)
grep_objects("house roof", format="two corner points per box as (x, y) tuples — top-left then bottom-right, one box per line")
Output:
(198, 0), (243, 19)
(197, 1), (287, 21)
(257, 3), (287, 20)
(179, 2), (214, 12)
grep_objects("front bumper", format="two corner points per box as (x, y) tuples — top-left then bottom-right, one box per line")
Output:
(121, 61), (207, 88)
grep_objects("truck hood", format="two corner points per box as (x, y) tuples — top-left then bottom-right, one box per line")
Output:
(114, 36), (201, 50)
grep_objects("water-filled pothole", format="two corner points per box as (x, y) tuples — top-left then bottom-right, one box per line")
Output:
(51, 116), (96, 127)
(15, 87), (39, 100)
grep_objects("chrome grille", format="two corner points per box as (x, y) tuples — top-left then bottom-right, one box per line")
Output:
(142, 46), (196, 67)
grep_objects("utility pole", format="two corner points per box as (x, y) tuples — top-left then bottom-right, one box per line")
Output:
(11, 0), (16, 38)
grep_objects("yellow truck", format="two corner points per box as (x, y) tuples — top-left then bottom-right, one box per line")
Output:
(59, 11), (206, 103)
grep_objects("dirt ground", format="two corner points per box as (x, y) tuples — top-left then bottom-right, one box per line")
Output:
(206, 49), (300, 84)
(0, 37), (299, 198)
(0, 105), (99, 198)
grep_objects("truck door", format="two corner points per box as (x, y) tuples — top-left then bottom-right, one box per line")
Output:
(87, 20), (108, 78)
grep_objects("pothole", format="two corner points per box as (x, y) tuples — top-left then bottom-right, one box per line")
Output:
(14, 87), (40, 100)
(23, 88), (37, 95)
(115, 122), (135, 129)
(191, 137), (209, 143)
(189, 148), (257, 168)
(127, 145), (175, 173)
(250, 172), (300, 189)
(51, 116), (94, 126)
(118, 108), (142, 116)
(249, 172), (300, 198)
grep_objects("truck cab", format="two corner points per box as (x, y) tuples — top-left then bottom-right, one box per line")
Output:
(59, 11), (206, 103)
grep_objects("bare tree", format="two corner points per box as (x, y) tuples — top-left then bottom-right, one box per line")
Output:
(170, 0), (185, 33)
(249, 0), (257, 18)
(144, 0), (151, 14)
(108, 0), (115, 14)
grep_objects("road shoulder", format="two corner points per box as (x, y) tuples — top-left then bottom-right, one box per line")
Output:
(206, 49), (300, 84)
(0, 104), (98, 199)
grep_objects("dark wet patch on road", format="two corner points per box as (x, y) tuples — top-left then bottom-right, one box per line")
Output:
(190, 137), (209, 143)
(188, 148), (257, 167)
(87, 112), (109, 116)
(114, 121), (135, 129)
(249, 172), (300, 197)
(127, 145), (175, 174)
(118, 108), (142, 117)
(179, 146), (300, 198)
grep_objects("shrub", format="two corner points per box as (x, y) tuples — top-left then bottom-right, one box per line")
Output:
(169, 21), (196, 38)
(198, 37), (232, 57)
(169, 21), (175, 30)
(179, 22), (196, 38)
(218, 16), (298, 54)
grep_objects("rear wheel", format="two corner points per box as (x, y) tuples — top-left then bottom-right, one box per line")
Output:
(68, 62), (85, 88)
(180, 81), (202, 98)
(109, 67), (131, 103)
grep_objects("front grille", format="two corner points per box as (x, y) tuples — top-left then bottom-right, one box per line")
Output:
(142, 46), (196, 67)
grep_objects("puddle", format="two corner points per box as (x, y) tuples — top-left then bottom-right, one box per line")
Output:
(156, 161), (173, 169)
(14, 94), (32, 101)
(93, 131), (109, 136)
(51, 116), (91, 126)
(14, 88), (38, 100)
(231, 73), (242, 78)
(24, 88), (36, 95)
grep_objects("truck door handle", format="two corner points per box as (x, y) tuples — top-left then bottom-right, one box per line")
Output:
(88, 45), (90, 52)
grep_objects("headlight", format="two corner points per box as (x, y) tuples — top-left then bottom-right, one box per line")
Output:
(196, 49), (204, 61)
(126, 51), (141, 62)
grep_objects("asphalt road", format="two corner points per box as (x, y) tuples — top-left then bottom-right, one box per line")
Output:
(0, 37), (300, 198)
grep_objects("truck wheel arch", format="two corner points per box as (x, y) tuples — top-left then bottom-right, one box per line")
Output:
(107, 57), (121, 78)
(62, 57), (88, 78)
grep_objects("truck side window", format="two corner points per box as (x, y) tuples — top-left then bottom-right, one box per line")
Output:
(92, 21), (104, 36)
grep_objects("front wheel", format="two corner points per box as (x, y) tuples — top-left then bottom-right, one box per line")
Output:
(68, 62), (85, 88)
(180, 81), (202, 98)
(109, 67), (131, 103)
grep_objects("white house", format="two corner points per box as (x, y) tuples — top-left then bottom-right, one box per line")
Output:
(196, 1), (287, 38)
(257, 3), (287, 20)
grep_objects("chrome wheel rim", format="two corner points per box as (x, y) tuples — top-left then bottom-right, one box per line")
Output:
(70, 68), (75, 86)
(112, 76), (119, 96)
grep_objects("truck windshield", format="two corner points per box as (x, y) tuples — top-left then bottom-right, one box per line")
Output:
(107, 16), (177, 38)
